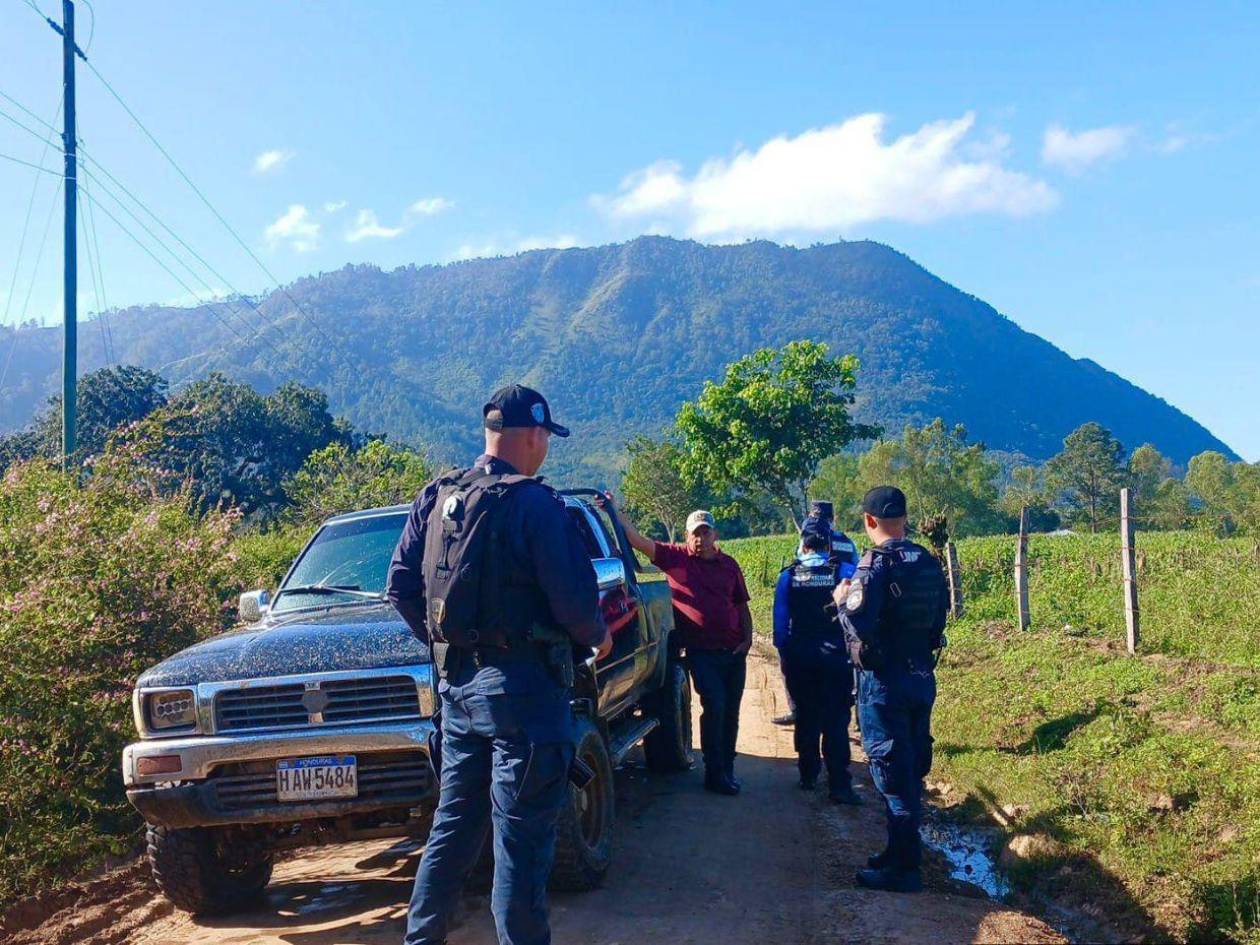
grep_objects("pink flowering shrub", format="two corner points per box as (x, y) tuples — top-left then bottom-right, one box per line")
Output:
(0, 458), (238, 908)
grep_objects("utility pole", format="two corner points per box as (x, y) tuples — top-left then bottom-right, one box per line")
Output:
(61, 0), (78, 463)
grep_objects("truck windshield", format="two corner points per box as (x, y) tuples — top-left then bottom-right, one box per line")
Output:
(273, 512), (408, 613)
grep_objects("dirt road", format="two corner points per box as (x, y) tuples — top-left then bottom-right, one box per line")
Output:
(6, 652), (1063, 945)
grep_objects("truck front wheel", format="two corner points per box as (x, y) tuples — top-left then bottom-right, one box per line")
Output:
(146, 824), (273, 915)
(643, 661), (694, 773)
(550, 717), (614, 891)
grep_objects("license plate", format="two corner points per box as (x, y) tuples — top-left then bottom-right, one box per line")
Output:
(276, 755), (358, 802)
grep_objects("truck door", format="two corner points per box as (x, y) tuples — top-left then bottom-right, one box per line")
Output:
(564, 502), (642, 716)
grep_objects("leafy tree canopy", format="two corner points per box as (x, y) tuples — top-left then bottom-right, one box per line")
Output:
(1046, 422), (1128, 532)
(620, 436), (706, 542)
(284, 439), (433, 527)
(856, 419), (1006, 537)
(111, 373), (349, 520)
(675, 340), (880, 526)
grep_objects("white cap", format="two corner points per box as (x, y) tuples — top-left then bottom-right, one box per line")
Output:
(685, 510), (716, 534)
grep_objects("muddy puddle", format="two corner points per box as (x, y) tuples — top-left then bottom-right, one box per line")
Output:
(922, 814), (1012, 900)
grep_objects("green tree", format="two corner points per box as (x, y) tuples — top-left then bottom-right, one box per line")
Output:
(111, 373), (349, 519)
(620, 436), (704, 542)
(1185, 451), (1260, 536)
(284, 439), (433, 526)
(856, 420), (1005, 536)
(999, 465), (1060, 532)
(1045, 422), (1128, 532)
(1129, 443), (1172, 501)
(0, 365), (168, 471)
(675, 340), (880, 526)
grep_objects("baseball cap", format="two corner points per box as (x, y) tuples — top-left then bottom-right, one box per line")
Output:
(483, 384), (570, 438)
(685, 510), (716, 534)
(799, 516), (831, 550)
(861, 486), (908, 519)
(808, 500), (835, 523)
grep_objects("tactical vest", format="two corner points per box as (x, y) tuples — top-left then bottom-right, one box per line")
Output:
(787, 560), (840, 637)
(421, 466), (536, 649)
(872, 541), (947, 664)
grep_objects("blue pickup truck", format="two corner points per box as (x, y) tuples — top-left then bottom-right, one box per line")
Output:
(123, 491), (690, 914)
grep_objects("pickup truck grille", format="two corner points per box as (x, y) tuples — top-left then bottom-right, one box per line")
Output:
(214, 676), (422, 733)
(210, 750), (432, 811)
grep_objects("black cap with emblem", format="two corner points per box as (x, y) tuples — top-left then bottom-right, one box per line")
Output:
(861, 485), (908, 519)
(483, 384), (570, 438)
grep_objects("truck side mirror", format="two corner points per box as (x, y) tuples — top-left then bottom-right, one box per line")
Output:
(593, 557), (626, 591)
(238, 589), (271, 623)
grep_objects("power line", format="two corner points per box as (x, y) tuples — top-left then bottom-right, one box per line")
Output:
(76, 184), (110, 364)
(80, 164), (261, 338)
(79, 56), (342, 351)
(77, 153), (272, 336)
(80, 187), (248, 342)
(0, 175), (62, 392)
(0, 89), (61, 137)
(77, 147), (115, 363)
(0, 91), (62, 394)
(5, 86), (276, 344)
(0, 150), (61, 174)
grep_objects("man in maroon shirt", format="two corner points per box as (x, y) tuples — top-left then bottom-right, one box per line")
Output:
(601, 497), (753, 796)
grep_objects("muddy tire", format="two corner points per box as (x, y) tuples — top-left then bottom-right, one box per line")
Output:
(146, 824), (272, 915)
(550, 718), (614, 892)
(643, 661), (694, 773)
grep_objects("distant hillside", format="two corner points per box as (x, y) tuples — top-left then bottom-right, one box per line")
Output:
(0, 238), (1236, 483)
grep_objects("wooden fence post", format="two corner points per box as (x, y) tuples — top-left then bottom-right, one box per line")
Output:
(945, 540), (964, 619)
(1120, 487), (1140, 655)
(1014, 507), (1030, 630)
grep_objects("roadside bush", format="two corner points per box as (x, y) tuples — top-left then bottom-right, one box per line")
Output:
(283, 439), (431, 527)
(0, 459), (238, 910)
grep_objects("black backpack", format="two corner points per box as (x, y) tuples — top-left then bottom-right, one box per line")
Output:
(421, 466), (536, 647)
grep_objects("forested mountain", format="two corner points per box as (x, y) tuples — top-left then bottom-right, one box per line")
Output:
(0, 237), (1236, 483)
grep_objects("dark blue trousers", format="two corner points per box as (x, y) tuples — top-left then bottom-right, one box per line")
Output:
(857, 667), (936, 871)
(405, 675), (573, 945)
(781, 638), (852, 786)
(687, 649), (747, 777)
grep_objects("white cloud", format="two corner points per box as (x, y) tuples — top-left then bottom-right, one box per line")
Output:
(345, 209), (405, 242)
(452, 234), (580, 261)
(516, 233), (579, 252)
(593, 113), (1057, 240)
(324, 200), (348, 213)
(264, 204), (320, 252)
(1041, 124), (1135, 174)
(408, 197), (454, 217)
(252, 149), (294, 175)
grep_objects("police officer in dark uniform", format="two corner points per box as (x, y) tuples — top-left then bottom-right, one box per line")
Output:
(772, 501), (860, 727)
(387, 385), (612, 945)
(772, 518), (861, 804)
(834, 486), (948, 893)
(808, 499), (860, 573)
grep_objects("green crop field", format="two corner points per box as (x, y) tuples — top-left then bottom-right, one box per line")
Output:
(724, 531), (1260, 944)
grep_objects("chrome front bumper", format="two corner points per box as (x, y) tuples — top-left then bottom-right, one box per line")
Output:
(123, 718), (439, 829)
(123, 717), (437, 787)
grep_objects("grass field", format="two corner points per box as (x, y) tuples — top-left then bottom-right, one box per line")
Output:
(724, 531), (1260, 944)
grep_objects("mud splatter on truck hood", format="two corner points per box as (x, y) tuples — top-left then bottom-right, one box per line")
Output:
(136, 604), (429, 687)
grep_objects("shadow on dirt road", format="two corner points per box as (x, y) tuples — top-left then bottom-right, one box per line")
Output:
(7, 651), (1066, 945)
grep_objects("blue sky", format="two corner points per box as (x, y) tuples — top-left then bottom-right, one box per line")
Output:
(1, 1), (1257, 458)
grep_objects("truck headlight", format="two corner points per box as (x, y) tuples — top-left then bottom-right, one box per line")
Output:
(146, 689), (198, 731)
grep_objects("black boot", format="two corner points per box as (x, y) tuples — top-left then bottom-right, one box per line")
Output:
(704, 769), (739, 796)
(867, 849), (890, 869)
(828, 783), (862, 806)
(855, 866), (923, 893)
